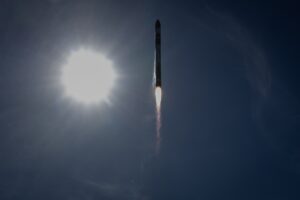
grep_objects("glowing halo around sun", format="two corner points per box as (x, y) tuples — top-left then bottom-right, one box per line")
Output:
(61, 49), (116, 104)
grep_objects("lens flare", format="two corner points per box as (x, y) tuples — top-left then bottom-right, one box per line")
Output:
(155, 87), (162, 154)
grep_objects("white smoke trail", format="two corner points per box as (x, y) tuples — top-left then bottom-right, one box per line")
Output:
(155, 87), (162, 154)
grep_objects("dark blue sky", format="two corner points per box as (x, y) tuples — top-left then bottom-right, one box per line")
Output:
(0, 0), (299, 199)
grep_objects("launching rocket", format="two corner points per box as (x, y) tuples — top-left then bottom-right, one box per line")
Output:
(154, 20), (162, 154)
(155, 20), (162, 87)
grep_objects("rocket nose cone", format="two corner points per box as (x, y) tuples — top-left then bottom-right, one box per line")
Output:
(155, 20), (161, 27)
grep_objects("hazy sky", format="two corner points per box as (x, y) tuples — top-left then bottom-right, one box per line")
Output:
(0, 0), (299, 199)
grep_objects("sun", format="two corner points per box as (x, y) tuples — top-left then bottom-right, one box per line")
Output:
(61, 49), (116, 104)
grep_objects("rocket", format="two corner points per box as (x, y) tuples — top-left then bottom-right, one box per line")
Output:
(154, 20), (162, 154)
(155, 20), (162, 87)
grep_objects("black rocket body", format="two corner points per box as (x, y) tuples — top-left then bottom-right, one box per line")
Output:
(155, 20), (162, 87)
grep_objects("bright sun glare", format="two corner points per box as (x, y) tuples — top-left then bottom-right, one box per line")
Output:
(61, 49), (116, 104)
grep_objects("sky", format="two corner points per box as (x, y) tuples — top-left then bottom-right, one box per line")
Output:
(0, 0), (300, 199)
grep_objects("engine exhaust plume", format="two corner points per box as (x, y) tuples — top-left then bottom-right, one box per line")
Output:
(155, 87), (162, 154)
(155, 87), (162, 110)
